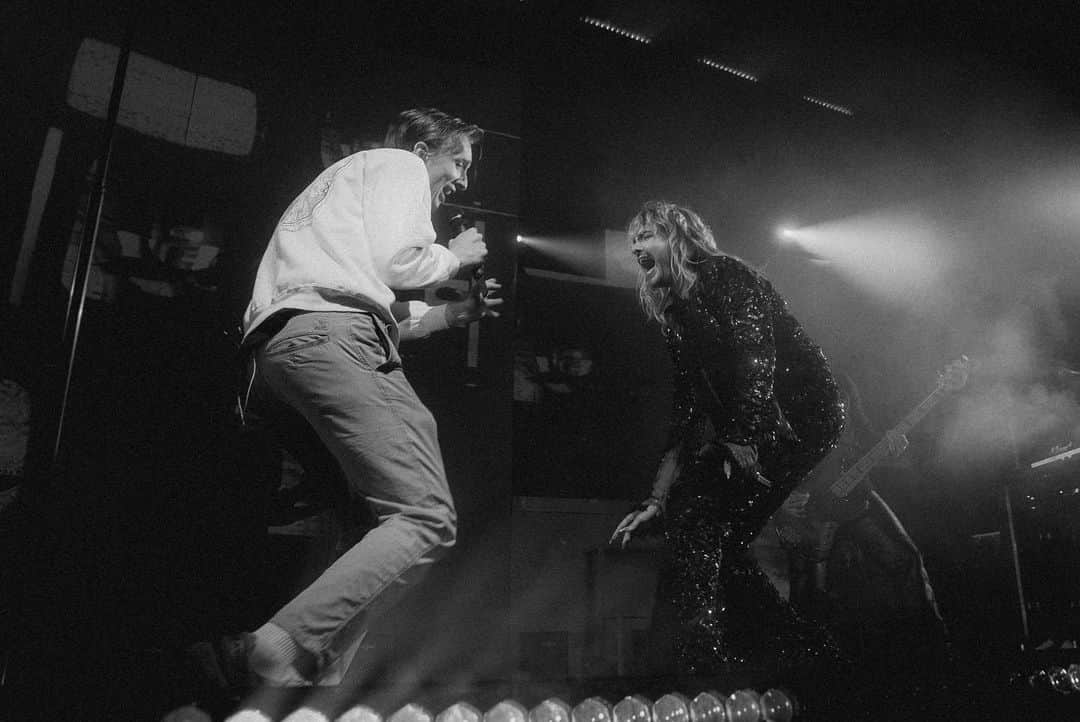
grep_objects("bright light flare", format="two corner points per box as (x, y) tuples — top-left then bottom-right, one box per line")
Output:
(779, 210), (956, 305)
(519, 231), (610, 282)
(776, 226), (800, 242)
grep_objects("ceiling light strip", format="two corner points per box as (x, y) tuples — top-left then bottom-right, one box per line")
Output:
(579, 16), (652, 44)
(697, 57), (757, 82)
(802, 95), (854, 116)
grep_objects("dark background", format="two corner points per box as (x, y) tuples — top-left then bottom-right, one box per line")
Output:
(2, 0), (1080, 718)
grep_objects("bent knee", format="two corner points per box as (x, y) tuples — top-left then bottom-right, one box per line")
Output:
(412, 499), (457, 551)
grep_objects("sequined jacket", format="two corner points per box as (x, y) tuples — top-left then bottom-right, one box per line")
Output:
(663, 255), (843, 476)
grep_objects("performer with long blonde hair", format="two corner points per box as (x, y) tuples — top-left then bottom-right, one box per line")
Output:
(612, 200), (844, 675)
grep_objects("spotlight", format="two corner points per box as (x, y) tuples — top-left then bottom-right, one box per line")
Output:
(516, 234), (526, 244)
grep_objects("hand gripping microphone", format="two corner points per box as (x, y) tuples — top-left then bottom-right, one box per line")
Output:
(448, 212), (486, 387)
(449, 212), (486, 298)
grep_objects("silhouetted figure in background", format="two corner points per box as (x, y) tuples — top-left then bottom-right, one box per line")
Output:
(772, 372), (948, 666)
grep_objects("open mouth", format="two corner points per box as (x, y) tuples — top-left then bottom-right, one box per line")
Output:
(637, 254), (655, 270)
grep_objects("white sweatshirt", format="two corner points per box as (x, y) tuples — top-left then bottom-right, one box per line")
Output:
(242, 148), (460, 344)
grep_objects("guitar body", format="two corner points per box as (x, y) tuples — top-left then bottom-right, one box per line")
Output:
(804, 446), (872, 522)
(774, 451), (870, 557)
(808, 485), (871, 524)
(773, 356), (973, 560)
(774, 515), (841, 562)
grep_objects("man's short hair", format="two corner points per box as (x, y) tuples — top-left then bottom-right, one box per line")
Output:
(383, 108), (484, 157)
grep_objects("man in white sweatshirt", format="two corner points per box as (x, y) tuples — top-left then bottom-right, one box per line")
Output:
(235, 108), (497, 693)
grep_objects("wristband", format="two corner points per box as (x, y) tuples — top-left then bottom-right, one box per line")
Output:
(640, 495), (665, 514)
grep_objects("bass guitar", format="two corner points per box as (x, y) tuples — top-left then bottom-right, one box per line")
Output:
(776, 357), (973, 552)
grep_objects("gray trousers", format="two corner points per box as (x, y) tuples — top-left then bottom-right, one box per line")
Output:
(253, 310), (457, 677)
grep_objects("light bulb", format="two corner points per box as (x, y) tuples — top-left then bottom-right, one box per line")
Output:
(613, 696), (652, 722)
(571, 698), (612, 722)
(529, 699), (571, 722)
(689, 691), (725, 722)
(724, 690), (760, 722)
(437, 703), (481, 722)
(486, 701), (528, 722)
(760, 688), (796, 722)
(389, 704), (433, 722)
(652, 694), (689, 722)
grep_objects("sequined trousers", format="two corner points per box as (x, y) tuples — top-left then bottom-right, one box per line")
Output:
(651, 458), (841, 678)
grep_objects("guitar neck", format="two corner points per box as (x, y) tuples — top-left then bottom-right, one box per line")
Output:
(830, 385), (947, 499)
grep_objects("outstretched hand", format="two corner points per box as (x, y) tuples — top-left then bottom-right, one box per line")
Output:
(610, 503), (660, 549)
(445, 279), (504, 326)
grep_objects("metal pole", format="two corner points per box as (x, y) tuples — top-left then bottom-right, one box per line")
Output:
(52, 20), (137, 464)
(1003, 485), (1030, 649)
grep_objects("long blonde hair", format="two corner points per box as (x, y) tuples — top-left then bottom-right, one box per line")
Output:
(628, 200), (722, 325)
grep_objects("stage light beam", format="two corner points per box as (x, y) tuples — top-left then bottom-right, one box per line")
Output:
(775, 210), (956, 307)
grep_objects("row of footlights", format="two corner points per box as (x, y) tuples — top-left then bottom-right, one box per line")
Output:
(332, 689), (791, 722)
(164, 688), (798, 722)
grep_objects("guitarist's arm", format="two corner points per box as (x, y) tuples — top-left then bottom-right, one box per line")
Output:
(775, 444), (843, 522)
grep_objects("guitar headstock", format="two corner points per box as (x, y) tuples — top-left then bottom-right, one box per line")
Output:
(937, 355), (976, 392)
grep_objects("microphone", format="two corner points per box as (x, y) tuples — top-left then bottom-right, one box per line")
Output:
(448, 211), (468, 235)
(448, 211), (487, 388)
(449, 212), (486, 297)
